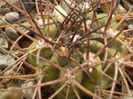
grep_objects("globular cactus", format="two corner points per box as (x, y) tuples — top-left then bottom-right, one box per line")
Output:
(1, 0), (131, 99)
(23, 0), (129, 98)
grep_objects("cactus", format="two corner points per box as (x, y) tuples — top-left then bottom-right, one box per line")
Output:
(81, 53), (103, 92)
(25, 2), (125, 98)
(1, 0), (131, 99)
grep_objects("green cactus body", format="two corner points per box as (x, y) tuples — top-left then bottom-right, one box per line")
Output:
(90, 32), (104, 43)
(102, 64), (116, 87)
(54, 66), (83, 99)
(109, 39), (121, 49)
(70, 52), (83, 68)
(57, 55), (68, 67)
(40, 20), (57, 38)
(98, 48), (117, 60)
(42, 65), (59, 95)
(102, 63), (121, 87)
(43, 56), (59, 82)
(81, 53), (103, 92)
(42, 56), (60, 97)
(101, 51), (122, 86)
(90, 40), (104, 54)
(92, 13), (117, 29)
(90, 40), (124, 60)
(108, 38), (126, 53)
(43, 66), (59, 82)
(37, 19), (58, 38)
(86, 11), (93, 19)
(57, 52), (83, 68)
(27, 42), (52, 68)
(79, 45), (87, 53)
(94, 13), (108, 28)
(90, 40), (123, 88)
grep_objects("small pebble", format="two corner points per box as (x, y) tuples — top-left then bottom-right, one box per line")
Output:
(5, 12), (20, 23)
(0, 38), (8, 49)
(0, 54), (15, 70)
(5, 27), (19, 40)
(22, 81), (34, 99)
(16, 22), (29, 33)
(128, 24), (133, 29)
